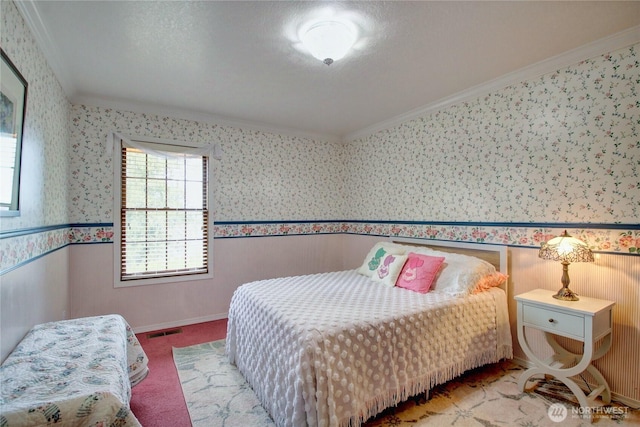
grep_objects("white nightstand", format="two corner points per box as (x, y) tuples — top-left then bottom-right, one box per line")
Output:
(515, 289), (615, 421)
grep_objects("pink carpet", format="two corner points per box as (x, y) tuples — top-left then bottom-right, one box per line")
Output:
(130, 319), (228, 426)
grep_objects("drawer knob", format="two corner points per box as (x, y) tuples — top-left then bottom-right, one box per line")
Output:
(548, 318), (555, 323)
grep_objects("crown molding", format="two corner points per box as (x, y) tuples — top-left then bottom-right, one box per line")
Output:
(14, 0), (75, 97)
(344, 25), (640, 142)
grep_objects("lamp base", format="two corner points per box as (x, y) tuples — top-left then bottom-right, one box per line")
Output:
(553, 286), (579, 301)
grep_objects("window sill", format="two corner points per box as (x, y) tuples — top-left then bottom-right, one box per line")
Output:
(114, 272), (213, 288)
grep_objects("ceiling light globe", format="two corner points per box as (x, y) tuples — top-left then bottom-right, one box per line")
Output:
(301, 21), (356, 65)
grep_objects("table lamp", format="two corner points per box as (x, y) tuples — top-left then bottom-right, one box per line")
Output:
(538, 230), (594, 301)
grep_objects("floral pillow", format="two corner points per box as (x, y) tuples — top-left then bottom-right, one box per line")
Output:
(371, 253), (408, 287)
(357, 242), (406, 277)
(395, 253), (446, 293)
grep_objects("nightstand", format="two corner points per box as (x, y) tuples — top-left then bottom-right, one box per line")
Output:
(515, 289), (615, 421)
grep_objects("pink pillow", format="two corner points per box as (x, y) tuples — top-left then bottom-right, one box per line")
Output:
(396, 253), (445, 293)
(472, 272), (509, 294)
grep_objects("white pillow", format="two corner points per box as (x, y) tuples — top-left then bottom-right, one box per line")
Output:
(357, 242), (406, 277)
(426, 249), (497, 295)
(370, 253), (408, 287)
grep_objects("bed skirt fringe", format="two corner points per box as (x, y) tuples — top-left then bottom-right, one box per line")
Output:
(345, 346), (513, 427)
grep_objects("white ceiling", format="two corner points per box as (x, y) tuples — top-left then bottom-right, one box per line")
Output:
(17, 1), (640, 141)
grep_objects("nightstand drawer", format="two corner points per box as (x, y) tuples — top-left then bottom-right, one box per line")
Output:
(522, 304), (584, 338)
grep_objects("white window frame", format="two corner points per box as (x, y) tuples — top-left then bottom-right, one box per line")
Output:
(113, 135), (213, 288)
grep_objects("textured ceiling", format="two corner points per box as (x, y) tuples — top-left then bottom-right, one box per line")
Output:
(18, 1), (640, 140)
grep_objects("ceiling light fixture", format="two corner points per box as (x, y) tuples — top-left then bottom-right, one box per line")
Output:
(301, 21), (356, 65)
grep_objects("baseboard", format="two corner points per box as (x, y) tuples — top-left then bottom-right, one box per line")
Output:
(511, 357), (640, 409)
(133, 312), (228, 334)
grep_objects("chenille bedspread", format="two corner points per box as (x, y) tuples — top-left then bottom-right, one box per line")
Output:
(226, 270), (512, 427)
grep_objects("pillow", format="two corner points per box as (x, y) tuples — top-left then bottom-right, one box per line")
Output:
(427, 249), (497, 295)
(371, 253), (408, 287)
(472, 272), (508, 294)
(357, 242), (406, 277)
(395, 253), (445, 293)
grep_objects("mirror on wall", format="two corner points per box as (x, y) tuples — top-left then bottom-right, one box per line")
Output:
(0, 49), (27, 216)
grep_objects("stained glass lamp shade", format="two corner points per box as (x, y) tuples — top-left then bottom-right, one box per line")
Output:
(538, 230), (594, 301)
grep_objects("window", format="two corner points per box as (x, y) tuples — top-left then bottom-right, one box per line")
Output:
(114, 138), (212, 287)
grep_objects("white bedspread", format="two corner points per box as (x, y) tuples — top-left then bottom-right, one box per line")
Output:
(0, 315), (147, 427)
(226, 270), (512, 427)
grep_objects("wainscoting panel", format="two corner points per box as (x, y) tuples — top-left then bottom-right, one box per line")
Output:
(510, 247), (640, 406)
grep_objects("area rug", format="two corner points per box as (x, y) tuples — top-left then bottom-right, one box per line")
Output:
(173, 340), (637, 427)
(173, 340), (274, 427)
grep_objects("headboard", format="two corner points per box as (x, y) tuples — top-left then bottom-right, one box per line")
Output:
(390, 237), (509, 291)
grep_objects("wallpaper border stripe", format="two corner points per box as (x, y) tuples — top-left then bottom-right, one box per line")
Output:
(0, 224), (70, 239)
(0, 243), (69, 276)
(2, 221), (638, 275)
(214, 220), (639, 230)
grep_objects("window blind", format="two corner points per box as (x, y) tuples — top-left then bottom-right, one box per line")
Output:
(120, 145), (209, 280)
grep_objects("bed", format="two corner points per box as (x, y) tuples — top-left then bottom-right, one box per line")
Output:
(226, 239), (512, 427)
(0, 314), (148, 427)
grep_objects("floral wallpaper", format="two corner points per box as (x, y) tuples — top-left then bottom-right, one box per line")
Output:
(0, 1), (70, 231)
(1, 0), (638, 275)
(345, 44), (638, 225)
(69, 106), (346, 223)
(66, 44), (638, 227)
